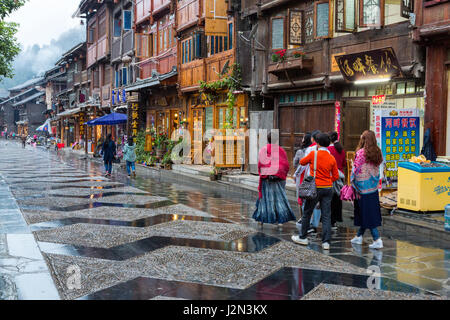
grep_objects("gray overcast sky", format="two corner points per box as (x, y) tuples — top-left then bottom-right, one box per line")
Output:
(6, 0), (82, 49)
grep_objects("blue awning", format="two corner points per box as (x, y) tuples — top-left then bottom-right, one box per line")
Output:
(86, 112), (127, 126)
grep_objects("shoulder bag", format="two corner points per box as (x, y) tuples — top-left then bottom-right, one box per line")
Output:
(298, 150), (318, 200)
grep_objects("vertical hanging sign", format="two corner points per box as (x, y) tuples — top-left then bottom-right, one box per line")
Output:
(334, 101), (341, 139)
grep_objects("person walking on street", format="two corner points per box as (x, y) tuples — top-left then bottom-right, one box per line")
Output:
(291, 133), (339, 250)
(123, 137), (137, 178)
(293, 133), (312, 219)
(328, 131), (346, 230)
(21, 135), (26, 148)
(350, 130), (384, 249)
(300, 130), (324, 234)
(101, 134), (116, 177)
(253, 132), (296, 227)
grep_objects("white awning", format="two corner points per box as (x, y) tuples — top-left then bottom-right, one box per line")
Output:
(56, 107), (82, 118)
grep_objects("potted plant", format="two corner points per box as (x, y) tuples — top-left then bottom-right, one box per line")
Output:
(154, 132), (168, 160)
(271, 49), (286, 63)
(292, 50), (306, 59)
(161, 152), (173, 170)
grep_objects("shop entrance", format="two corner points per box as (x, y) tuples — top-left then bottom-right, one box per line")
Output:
(279, 105), (334, 173)
(342, 101), (370, 152)
(192, 108), (203, 164)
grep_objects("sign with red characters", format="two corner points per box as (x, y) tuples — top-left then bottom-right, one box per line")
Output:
(372, 95), (386, 105)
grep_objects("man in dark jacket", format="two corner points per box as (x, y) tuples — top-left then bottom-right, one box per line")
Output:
(101, 134), (116, 176)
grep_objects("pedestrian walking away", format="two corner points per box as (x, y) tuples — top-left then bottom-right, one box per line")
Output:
(21, 134), (26, 148)
(292, 133), (339, 250)
(350, 130), (384, 249)
(101, 133), (116, 176)
(300, 130), (325, 234)
(253, 132), (296, 227)
(328, 131), (346, 229)
(123, 136), (137, 178)
(293, 133), (312, 231)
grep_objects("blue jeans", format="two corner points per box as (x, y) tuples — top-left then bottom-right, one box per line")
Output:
(104, 160), (112, 174)
(126, 161), (135, 175)
(357, 227), (380, 241)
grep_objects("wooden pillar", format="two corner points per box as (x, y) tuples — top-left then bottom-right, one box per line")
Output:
(424, 45), (447, 156)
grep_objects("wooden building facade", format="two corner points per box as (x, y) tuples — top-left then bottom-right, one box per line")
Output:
(240, 0), (425, 169)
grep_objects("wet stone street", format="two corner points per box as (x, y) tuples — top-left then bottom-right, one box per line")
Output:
(0, 141), (449, 300)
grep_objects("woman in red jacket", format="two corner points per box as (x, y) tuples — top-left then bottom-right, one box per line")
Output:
(291, 133), (339, 250)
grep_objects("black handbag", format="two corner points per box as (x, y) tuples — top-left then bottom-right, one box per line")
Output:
(298, 150), (318, 200)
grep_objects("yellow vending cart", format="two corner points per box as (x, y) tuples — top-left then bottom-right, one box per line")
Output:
(397, 162), (450, 212)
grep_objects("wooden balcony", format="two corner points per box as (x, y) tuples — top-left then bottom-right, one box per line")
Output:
(153, 0), (171, 15)
(101, 84), (111, 107)
(123, 30), (133, 54)
(139, 47), (177, 79)
(97, 35), (108, 60)
(136, 0), (151, 25)
(180, 59), (205, 90)
(176, 0), (205, 32)
(180, 50), (235, 91)
(81, 70), (89, 84)
(111, 38), (121, 62)
(87, 44), (97, 68)
(74, 72), (81, 86)
(205, 50), (234, 82)
(268, 57), (314, 77)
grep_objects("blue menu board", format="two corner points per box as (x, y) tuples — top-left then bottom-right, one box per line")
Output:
(381, 115), (420, 182)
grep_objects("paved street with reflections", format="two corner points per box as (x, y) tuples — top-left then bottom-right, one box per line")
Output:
(0, 141), (448, 300)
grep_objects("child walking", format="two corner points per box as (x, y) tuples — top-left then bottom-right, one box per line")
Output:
(123, 137), (137, 178)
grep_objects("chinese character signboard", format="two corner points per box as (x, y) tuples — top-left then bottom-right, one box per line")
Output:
(79, 112), (86, 139)
(289, 9), (303, 45)
(334, 47), (402, 82)
(130, 103), (139, 140)
(375, 108), (420, 188)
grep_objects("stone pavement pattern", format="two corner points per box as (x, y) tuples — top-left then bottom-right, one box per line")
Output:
(0, 141), (448, 300)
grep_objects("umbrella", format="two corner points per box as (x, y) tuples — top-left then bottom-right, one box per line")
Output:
(36, 119), (51, 132)
(86, 112), (127, 126)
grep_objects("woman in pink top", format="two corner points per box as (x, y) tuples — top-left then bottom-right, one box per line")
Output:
(328, 131), (345, 228)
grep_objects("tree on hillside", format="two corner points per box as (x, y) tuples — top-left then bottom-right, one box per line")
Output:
(0, 0), (26, 80)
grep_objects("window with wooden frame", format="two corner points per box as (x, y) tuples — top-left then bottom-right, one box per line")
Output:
(314, 1), (332, 39)
(271, 17), (285, 50)
(228, 22), (233, 50)
(181, 37), (193, 64)
(135, 33), (151, 58)
(359, 0), (384, 27)
(335, 0), (356, 32)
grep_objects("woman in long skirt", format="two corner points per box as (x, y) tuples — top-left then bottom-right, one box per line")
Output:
(350, 130), (384, 249)
(253, 133), (296, 226)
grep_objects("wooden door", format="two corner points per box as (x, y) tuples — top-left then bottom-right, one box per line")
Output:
(279, 105), (335, 173)
(342, 101), (370, 152)
(192, 108), (203, 164)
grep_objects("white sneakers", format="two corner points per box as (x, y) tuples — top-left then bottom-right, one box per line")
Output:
(351, 235), (363, 245)
(322, 242), (330, 250)
(291, 235), (308, 245)
(351, 236), (383, 249)
(369, 238), (384, 249)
